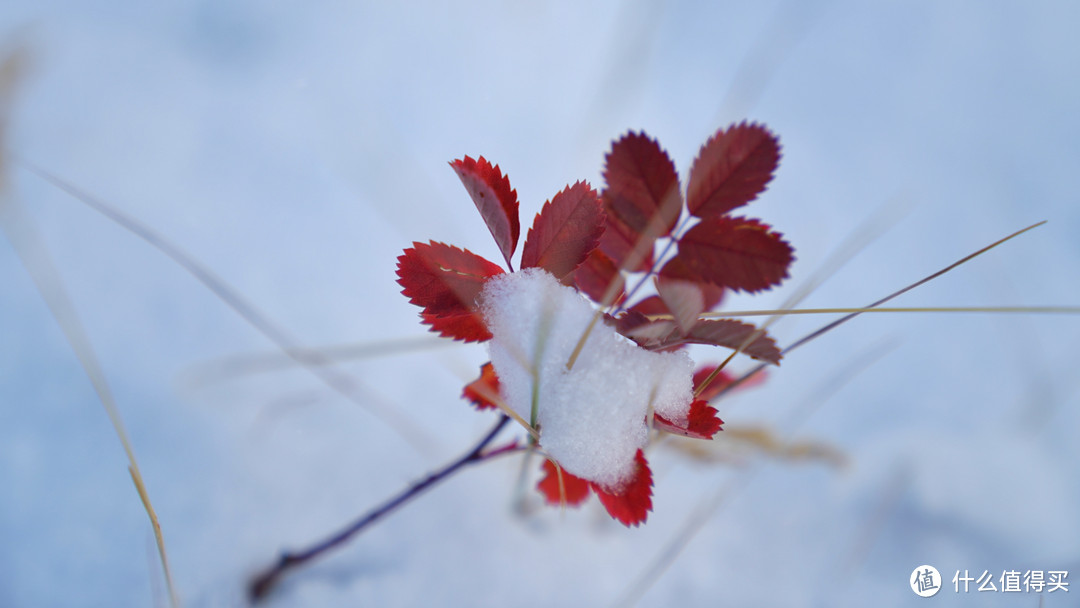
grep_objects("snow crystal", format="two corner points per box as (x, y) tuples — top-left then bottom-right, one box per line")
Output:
(480, 268), (693, 489)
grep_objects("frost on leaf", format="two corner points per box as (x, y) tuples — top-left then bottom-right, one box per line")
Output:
(480, 268), (693, 492)
(450, 156), (520, 269)
(520, 181), (606, 280)
(687, 122), (780, 218)
(664, 216), (793, 293)
(396, 241), (504, 342)
(462, 362), (500, 410)
(537, 459), (591, 507)
(591, 450), (653, 527)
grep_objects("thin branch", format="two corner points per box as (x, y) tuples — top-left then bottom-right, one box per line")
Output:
(249, 414), (513, 602)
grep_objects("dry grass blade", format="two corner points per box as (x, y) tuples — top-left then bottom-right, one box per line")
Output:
(1, 47), (180, 607)
(713, 221), (1050, 400)
(14, 161), (437, 456)
(664, 426), (845, 467)
(619, 223), (1056, 605)
(1, 204), (184, 607)
(785, 221), (1045, 351)
(181, 335), (454, 389)
(692, 200), (905, 398)
(695, 305), (1080, 318)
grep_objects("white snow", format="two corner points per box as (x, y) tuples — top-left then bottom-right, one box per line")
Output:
(480, 268), (693, 489)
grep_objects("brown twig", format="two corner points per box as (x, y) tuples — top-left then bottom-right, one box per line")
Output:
(248, 414), (514, 602)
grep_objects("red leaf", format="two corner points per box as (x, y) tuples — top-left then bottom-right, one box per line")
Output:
(653, 399), (723, 439)
(421, 311), (491, 342)
(692, 365), (735, 402)
(657, 257), (726, 310)
(597, 212), (654, 273)
(629, 284), (723, 317)
(604, 133), (682, 236)
(669, 319), (782, 364)
(693, 364), (768, 401)
(655, 277), (705, 334)
(613, 311), (778, 362)
(397, 241), (505, 314)
(702, 283), (726, 311)
(687, 122), (781, 218)
(396, 241), (503, 342)
(537, 459), (592, 507)
(614, 311), (677, 347)
(450, 156), (520, 269)
(599, 132), (682, 273)
(462, 362), (500, 410)
(572, 249), (625, 305)
(520, 181), (606, 279)
(669, 216), (793, 293)
(627, 295), (663, 316)
(591, 450), (653, 527)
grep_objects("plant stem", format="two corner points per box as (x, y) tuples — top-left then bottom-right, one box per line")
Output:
(249, 414), (513, 602)
(619, 214), (692, 312)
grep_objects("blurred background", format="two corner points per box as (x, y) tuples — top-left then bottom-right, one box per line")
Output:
(1, 1), (1078, 606)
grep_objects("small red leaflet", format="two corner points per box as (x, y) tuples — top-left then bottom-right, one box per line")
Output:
(450, 156), (520, 270)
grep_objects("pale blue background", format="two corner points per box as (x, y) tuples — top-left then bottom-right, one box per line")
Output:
(1, 2), (1078, 606)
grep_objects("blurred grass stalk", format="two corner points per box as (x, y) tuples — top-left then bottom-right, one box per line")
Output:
(0, 48), (180, 608)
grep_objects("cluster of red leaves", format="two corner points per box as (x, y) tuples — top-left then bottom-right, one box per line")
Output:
(397, 123), (793, 526)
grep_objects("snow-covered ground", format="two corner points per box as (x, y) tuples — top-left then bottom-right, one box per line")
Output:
(1, 2), (1078, 606)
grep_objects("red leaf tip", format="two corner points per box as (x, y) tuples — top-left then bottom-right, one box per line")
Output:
(537, 459), (592, 507)
(395, 241), (503, 342)
(520, 180), (606, 280)
(462, 362), (501, 410)
(450, 155), (520, 269)
(687, 122), (781, 218)
(653, 399), (723, 440)
(591, 450), (654, 527)
(602, 131), (682, 245)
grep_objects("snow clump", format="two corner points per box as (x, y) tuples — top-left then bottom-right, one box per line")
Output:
(480, 268), (693, 489)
